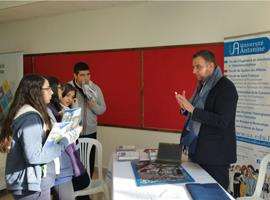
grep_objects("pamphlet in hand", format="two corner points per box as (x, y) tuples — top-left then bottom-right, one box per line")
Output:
(44, 122), (72, 148)
(82, 83), (97, 100)
(62, 108), (81, 128)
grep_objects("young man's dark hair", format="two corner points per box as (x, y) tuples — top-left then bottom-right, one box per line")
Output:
(73, 62), (89, 74)
(193, 50), (217, 67)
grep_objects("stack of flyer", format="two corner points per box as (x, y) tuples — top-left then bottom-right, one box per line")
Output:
(116, 145), (139, 161)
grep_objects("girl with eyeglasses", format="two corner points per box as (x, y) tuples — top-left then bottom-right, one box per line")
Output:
(0, 74), (77, 200)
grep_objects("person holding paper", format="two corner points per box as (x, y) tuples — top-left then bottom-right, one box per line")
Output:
(0, 75), (77, 200)
(69, 62), (106, 179)
(60, 84), (91, 194)
(175, 50), (238, 190)
(47, 77), (82, 200)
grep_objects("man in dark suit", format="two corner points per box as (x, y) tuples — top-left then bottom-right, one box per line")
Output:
(175, 50), (238, 189)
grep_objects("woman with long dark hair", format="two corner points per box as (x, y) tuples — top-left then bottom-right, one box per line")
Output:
(0, 74), (73, 200)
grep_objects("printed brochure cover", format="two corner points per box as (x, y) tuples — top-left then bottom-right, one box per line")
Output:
(131, 160), (194, 186)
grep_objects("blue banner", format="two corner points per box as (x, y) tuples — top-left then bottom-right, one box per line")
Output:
(224, 37), (270, 57)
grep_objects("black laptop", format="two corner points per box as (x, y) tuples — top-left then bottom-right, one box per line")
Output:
(155, 142), (182, 164)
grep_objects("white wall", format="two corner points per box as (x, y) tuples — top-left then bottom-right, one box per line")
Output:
(0, 1), (270, 166)
(0, 1), (269, 54)
(97, 126), (180, 167)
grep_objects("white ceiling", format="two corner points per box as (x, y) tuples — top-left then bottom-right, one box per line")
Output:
(0, 0), (143, 24)
(0, 1), (255, 25)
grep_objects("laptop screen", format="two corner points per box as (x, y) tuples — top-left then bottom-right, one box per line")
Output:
(156, 143), (182, 163)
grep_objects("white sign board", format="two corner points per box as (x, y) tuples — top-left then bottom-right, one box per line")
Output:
(225, 33), (270, 199)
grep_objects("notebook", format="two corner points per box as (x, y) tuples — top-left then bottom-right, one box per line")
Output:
(186, 183), (231, 200)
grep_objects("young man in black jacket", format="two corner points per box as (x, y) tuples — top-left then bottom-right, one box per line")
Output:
(175, 50), (238, 189)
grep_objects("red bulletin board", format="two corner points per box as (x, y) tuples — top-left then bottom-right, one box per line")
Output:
(23, 56), (34, 75)
(24, 50), (142, 127)
(143, 44), (224, 131)
(24, 43), (224, 132)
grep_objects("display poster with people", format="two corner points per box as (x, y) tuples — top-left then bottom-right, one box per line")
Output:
(224, 32), (270, 199)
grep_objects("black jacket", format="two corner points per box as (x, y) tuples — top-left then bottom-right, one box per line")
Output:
(183, 76), (238, 165)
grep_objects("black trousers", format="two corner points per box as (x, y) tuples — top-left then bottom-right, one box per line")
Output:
(200, 164), (230, 190)
(79, 132), (97, 178)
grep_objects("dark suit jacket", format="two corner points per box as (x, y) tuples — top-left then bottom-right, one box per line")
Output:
(182, 76), (238, 165)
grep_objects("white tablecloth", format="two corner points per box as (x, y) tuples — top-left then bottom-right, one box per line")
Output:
(111, 156), (235, 200)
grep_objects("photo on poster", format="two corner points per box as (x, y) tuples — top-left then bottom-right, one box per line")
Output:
(228, 142), (270, 199)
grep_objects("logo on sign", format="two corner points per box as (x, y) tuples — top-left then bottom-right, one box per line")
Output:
(224, 37), (270, 57)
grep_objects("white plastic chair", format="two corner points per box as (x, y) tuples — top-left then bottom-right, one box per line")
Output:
(237, 154), (270, 200)
(74, 138), (109, 200)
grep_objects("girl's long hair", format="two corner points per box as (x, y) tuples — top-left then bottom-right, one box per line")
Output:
(0, 74), (52, 153)
(47, 76), (62, 112)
